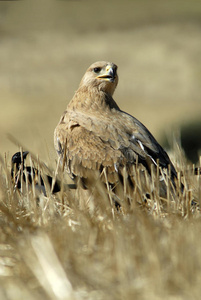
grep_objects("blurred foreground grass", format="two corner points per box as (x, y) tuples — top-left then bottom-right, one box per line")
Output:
(0, 141), (201, 300)
(0, 0), (201, 162)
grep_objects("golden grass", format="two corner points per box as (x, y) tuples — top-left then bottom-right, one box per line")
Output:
(1, 1), (201, 298)
(0, 140), (201, 300)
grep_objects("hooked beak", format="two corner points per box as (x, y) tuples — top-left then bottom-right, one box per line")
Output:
(22, 151), (29, 159)
(96, 65), (117, 82)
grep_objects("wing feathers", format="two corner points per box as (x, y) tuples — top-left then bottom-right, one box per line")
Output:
(55, 108), (176, 182)
(54, 61), (177, 194)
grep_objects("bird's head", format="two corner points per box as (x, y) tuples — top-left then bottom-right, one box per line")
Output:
(11, 151), (29, 168)
(79, 61), (118, 96)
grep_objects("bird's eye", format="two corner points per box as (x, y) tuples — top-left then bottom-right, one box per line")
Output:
(93, 67), (101, 73)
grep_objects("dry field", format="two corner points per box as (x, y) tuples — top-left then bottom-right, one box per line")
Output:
(0, 0), (201, 299)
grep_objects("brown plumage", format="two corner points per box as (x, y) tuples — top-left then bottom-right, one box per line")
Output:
(54, 61), (178, 199)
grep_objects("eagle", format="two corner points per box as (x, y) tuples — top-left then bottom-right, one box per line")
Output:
(54, 61), (178, 201)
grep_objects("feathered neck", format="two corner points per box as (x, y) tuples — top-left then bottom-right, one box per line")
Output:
(67, 85), (120, 112)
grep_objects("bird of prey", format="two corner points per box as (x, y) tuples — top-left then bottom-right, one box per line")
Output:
(11, 151), (61, 195)
(54, 61), (178, 201)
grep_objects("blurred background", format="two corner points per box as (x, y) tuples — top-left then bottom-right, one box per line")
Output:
(0, 0), (201, 164)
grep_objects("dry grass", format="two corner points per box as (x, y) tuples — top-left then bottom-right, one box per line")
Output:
(1, 0), (201, 160)
(0, 141), (201, 300)
(1, 1), (201, 299)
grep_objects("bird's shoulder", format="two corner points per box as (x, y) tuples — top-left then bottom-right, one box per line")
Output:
(54, 101), (175, 176)
(55, 105), (160, 156)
